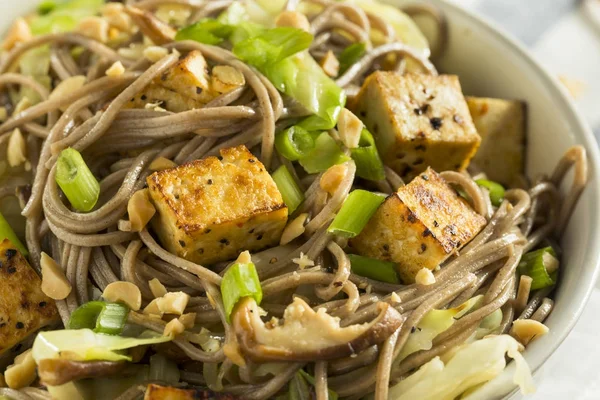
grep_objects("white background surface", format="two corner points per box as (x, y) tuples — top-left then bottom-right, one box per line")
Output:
(451, 1), (600, 399)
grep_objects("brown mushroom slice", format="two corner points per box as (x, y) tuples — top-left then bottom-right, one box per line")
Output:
(232, 297), (403, 362)
(38, 359), (127, 386)
(124, 6), (176, 45)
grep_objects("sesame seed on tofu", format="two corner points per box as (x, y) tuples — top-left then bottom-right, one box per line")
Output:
(0, 240), (59, 355)
(349, 168), (486, 283)
(146, 145), (288, 265)
(350, 72), (481, 180)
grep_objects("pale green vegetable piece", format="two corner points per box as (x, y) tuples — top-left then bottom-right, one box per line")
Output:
(389, 335), (535, 400)
(32, 329), (172, 363)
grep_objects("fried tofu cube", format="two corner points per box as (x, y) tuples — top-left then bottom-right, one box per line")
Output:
(0, 240), (59, 355)
(351, 72), (481, 180)
(147, 145), (288, 265)
(144, 384), (236, 400)
(349, 168), (486, 283)
(466, 97), (526, 187)
(126, 51), (214, 112)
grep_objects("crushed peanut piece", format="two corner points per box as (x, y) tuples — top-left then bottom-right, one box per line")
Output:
(164, 318), (185, 337)
(275, 11), (311, 32)
(77, 16), (110, 43)
(149, 278), (168, 298)
(2, 18), (32, 51)
(320, 163), (348, 195)
(415, 268), (436, 286)
(143, 45), (169, 62)
(337, 108), (363, 149)
(158, 292), (190, 315)
(280, 213), (308, 245)
(5, 350), (36, 389)
(292, 252), (314, 270)
(106, 61), (125, 77)
(40, 252), (72, 300)
(211, 65), (246, 94)
(7, 128), (27, 167)
(102, 281), (142, 311)
(179, 312), (196, 329)
(127, 189), (156, 232)
(320, 50), (340, 77)
(510, 319), (549, 346)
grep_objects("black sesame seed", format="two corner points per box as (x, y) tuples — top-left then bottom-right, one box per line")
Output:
(205, 228), (212, 234)
(220, 238), (230, 245)
(178, 240), (186, 248)
(421, 174), (429, 181)
(207, 179), (213, 185)
(415, 144), (426, 151)
(196, 86), (203, 94)
(433, 220), (439, 227)
(421, 243), (427, 252)
(411, 326), (416, 333)
(430, 117), (443, 130)
(39, 301), (47, 308)
(5, 249), (17, 259)
(256, 234), (263, 241)
(140, 94), (147, 101)
(16, 322), (24, 329)
(198, 248), (204, 254)
(407, 211), (417, 223)
(7, 266), (16, 274)
(249, 228), (255, 234)
(382, 244), (390, 252)
(359, 110), (366, 117)
(0, 323), (6, 328)
(248, 158), (256, 163)
(422, 228), (432, 237)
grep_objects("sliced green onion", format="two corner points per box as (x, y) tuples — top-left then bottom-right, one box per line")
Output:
(55, 148), (100, 212)
(232, 27), (313, 67)
(95, 303), (129, 335)
(327, 190), (385, 238)
(298, 132), (351, 174)
(298, 370), (339, 400)
(351, 128), (385, 181)
(348, 254), (399, 284)
(275, 126), (315, 161)
(38, 0), (57, 15)
(69, 301), (129, 335)
(475, 179), (505, 207)
(0, 211), (28, 256)
(272, 165), (304, 214)
(338, 42), (367, 75)
(68, 301), (103, 330)
(221, 259), (262, 323)
(149, 353), (180, 384)
(518, 247), (558, 290)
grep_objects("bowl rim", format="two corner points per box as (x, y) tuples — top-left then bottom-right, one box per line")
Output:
(430, 0), (600, 392)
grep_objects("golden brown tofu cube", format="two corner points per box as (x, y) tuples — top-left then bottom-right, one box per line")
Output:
(351, 72), (481, 180)
(144, 384), (237, 400)
(0, 240), (59, 355)
(466, 96), (526, 187)
(126, 51), (214, 112)
(147, 145), (288, 265)
(349, 168), (486, 283)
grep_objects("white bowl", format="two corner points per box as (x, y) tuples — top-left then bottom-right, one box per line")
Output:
(2, 1), (600, 399)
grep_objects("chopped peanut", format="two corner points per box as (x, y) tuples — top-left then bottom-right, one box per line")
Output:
(7, 128), (27, 168)
(5, 350), (37, 389)
(275, 11), (310, 32)
(415, 268), (436, 286)
(149, 156), (177, 171)
(164, 318), (185, 337)
(102, 281), (142, 311)
(2, 18), (32, 51)
(510, 319), (549, 346)
(77, 16), (110, 43)
(211, 65), (246, 94)
(337, 108), (363, 149)
(179, 312), (196, 329)
(40, 252), (72, 300)
(143, 298), (162, 316)
(280, 213), (308, 245)
(124, 6), (176, 45)
(102, 3), (133, 32)
(149, 278), (167, 298)
(49, 76), (87, 111)
(155, 4), (192, 27)
(320, 164), (348, 195)
(158, 292), (190, 315)
(320, 50), (340, 78)
(143, 46), (169, 63)
(128, 189), (156, 232)
(106, 61), (125, 77)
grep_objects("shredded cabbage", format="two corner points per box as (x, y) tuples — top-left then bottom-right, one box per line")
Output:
(32, 329), (172, 363)
(389, 335), (535, 400)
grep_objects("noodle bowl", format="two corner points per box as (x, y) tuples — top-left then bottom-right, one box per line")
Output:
(0, 1), (593, 399)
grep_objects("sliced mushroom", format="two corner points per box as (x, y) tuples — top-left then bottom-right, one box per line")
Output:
(37, 359), (126, 386)
(232, 297), (403, 362)
(124, 6), (176, 45)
